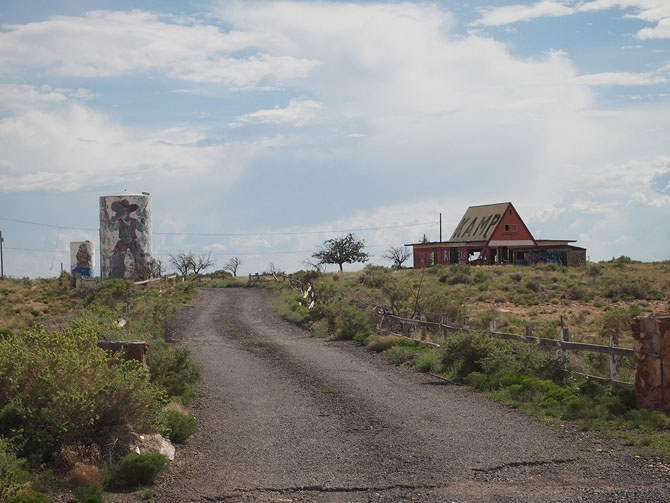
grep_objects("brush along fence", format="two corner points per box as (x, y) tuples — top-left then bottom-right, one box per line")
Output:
(374, 311), (633, 388)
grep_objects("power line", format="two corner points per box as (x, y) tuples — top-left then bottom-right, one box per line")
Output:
(0, 216), (435, 237)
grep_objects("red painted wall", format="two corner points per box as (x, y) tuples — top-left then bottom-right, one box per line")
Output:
(488, 204), (534, 243)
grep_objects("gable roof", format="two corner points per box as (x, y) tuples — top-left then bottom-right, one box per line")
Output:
(449, 202), (512, 242)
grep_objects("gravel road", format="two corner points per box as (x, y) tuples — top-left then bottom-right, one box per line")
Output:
(139, 288), (670, 502)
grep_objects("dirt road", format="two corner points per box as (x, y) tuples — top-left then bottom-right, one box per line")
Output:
(146, 288), (668, 502)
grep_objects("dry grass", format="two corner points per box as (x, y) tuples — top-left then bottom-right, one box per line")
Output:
(319, 260), (670, 350)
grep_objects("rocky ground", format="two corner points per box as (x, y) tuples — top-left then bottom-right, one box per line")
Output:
(108, 288), (669, 502)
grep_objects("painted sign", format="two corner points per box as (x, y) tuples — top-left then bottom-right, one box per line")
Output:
(70, 241), (94, 276)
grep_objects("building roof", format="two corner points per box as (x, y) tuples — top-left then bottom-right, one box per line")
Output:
(449, 202), (511, 241)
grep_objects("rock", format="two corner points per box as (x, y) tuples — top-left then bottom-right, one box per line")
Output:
(128, 432), (175, 461)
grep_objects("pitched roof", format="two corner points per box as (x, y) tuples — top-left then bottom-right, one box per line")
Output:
(449, 202), (511, 242)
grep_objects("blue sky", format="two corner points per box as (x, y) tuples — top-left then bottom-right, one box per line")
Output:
(0, 0), (668, 278)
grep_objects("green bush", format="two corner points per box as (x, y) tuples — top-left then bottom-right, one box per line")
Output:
(413, 351), (439, 373)
(72, 484), (102, 503)
(310, 318), (331, 338)
(148, 343), (201, 406)
(333, 305), (372, 341)
(115, 452), (169, 487)
(440, 331), (510, 381)
(5, 489), (51, 503)
(162, 410), (198, 444)
(0, 325), (166, 466)
(385, 346), (414, 365)
(0, 439), (34, 501)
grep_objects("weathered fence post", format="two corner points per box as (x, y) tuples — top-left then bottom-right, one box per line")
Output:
(560, 326), (570, 363)
(632, 314), (670, 411)
(420, 312), (427, 341)
(525, 325), (532, 342)
(441, 314), (449, 344)
(609, 333), (620, 382)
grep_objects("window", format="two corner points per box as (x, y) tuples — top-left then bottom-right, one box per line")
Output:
(504, 224), (518, 232)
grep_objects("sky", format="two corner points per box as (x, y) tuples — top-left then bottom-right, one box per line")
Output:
(0, 0), (668, 279)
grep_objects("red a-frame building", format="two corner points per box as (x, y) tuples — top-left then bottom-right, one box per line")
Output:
(408, 202), (586, 267)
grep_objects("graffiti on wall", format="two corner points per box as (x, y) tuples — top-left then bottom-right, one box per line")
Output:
(529, 250), (563, 266)
(443, 249), (450, 263)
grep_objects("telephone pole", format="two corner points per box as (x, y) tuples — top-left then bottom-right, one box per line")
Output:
(0, 230), (4, 279)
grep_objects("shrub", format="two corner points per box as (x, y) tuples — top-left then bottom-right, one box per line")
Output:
(385, 346), (414, 365)
(310, 318), (331, 338)
(365, 335), (397, 353)
(440, 331), (509, 381)
(114, 452), (168, 488)
(333, 305), (372, 341)
(5, 490), (52, 503)
(162, 410), (198, 444)
(72, 484), (102, 503)
(0, 325), (166, 466)
(148, 343), (201, 406)
(414, 351), (439, 373)
(0, 439), (34, 501)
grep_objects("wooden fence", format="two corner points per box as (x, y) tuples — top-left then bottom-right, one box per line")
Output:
(375, 312), (634, 388)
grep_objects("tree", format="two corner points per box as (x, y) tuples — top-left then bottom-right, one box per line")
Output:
(169, 251), (215, 277)
(223, 257), (243, 277)
(169, 251), (194, 278)
(312, 233), (369, 272)
(190, 252), (215, 275)
(382, 246), (411, 270)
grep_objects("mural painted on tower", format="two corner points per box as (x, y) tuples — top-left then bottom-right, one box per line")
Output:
(99, 193), (152, 280)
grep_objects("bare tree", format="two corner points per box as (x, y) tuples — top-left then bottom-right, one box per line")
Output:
(191, 251), (215, 275)
(224, 257), (243, 277)
(302, 258), (326, 273)
(382, 246), (412, 270)
(169, 251), (194, 278)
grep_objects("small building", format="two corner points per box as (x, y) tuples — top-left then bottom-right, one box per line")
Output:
(407, 202), (586, 268)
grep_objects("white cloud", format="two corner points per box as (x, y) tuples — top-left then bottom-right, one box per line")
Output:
(472, 1), (575, 27)
(236, 98), (323, 126)
(0, 10), (318, 88)
(0, 86), (243, 192)
(575, 71), (666, 85)
(473, 0), (670, 39)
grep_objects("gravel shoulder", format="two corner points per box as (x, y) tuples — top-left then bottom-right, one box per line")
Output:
(119, 287), (669, 502)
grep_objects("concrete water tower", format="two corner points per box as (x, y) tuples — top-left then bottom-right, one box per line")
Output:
(99, 192), (152, 280)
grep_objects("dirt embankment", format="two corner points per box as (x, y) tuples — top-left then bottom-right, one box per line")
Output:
(114, 288), (670, 502)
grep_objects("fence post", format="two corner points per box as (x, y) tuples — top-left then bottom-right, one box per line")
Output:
(489, 320), (497, 333)
(441, 313), (448, 344)
(560, 327), (570, 384)
(525, 324), (532, 341)
(609, 333), (620, 382)
(420, 312), (427, 341)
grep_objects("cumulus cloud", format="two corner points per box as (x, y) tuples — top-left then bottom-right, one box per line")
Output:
(0, 10), (318, 88)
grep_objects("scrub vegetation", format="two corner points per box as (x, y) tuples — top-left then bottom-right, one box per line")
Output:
(266, 258), (670, 459)
(0, 276), (199, 502)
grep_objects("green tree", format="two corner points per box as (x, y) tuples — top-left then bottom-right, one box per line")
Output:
(312, 233), (369, 272)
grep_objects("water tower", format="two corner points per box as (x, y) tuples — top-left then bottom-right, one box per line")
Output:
(99, 192), (152, 280)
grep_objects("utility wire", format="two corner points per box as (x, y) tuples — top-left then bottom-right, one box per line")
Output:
(0, 216), (435, 237)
